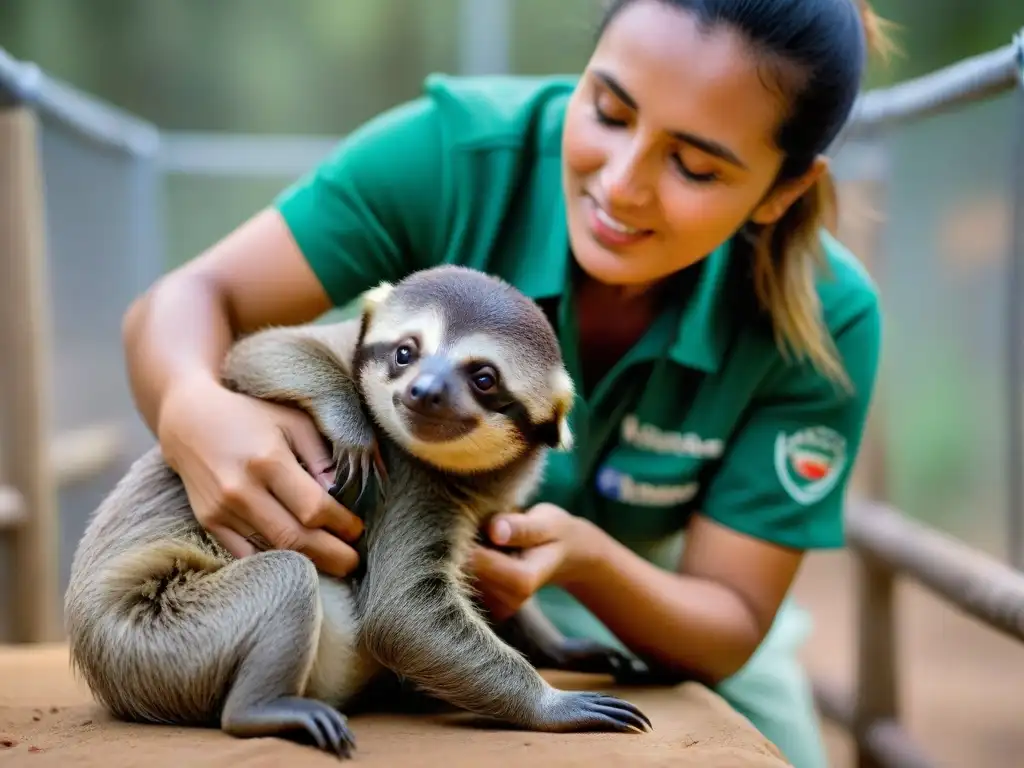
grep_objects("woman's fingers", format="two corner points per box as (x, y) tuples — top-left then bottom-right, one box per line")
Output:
(208, 521), (258, 560)
(487, 504), (565, 548)
(231, 482), (361, 577)
(260, 447), (365, 543)
(283, 410), (342, 491)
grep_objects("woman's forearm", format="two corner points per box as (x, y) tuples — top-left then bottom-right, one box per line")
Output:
(122, 209), (333, 440)
(557, 521), (763, 684)
(122, 270), (236, 438)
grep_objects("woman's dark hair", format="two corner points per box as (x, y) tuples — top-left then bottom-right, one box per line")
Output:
(597, 0), (894, 387)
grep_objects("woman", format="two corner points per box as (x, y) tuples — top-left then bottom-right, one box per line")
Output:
(122, 1), (890, 765)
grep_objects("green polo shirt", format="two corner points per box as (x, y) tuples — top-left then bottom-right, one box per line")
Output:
(274, 73), (882, 563)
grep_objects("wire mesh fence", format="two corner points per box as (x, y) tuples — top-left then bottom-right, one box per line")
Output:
(0, 45), (167, 642)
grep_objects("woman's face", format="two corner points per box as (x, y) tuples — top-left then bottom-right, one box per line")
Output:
(562, 0), (820, 289)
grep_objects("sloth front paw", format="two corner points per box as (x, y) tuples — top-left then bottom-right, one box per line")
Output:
(222, 696), (355, 759)
(532, 690), (652, 734)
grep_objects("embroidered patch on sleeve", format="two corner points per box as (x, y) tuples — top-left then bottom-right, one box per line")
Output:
(773, 426), (848, 505)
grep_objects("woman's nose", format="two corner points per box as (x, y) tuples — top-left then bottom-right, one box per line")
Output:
(601, 150), (653, 209)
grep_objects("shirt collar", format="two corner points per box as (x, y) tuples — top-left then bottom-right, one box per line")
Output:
(666, 238), (738, 373)
(504, 152), (571, 301)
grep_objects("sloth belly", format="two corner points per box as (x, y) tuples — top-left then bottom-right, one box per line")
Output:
(303, 574), (381, 708)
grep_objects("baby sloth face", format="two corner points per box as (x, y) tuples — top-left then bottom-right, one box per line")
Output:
(355, 266), (575, 475)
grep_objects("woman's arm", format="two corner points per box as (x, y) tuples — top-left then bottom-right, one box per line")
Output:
(560, 513), (803, 683)
(122, 209), (368, 574)
(126, 92), (446, 441)
(471, 505), (802, 684)
(123, 208), (332, 437)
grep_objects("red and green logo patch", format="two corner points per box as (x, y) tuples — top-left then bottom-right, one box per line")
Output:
(773, 426), (848, 505)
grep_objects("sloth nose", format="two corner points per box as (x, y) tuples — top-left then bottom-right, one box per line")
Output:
(403, 373), (451, 416)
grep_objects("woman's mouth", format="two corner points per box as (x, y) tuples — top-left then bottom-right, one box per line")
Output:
(584, 195), (653, 248)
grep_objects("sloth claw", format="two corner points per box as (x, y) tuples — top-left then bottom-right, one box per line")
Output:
(223, 696), (355, 759)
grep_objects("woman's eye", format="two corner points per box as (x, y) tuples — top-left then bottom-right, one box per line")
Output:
(592, 87), (630, 127)
(594, 97), (629, 128)
(672, 155), (718, 184)
(395, 345), (413, 366)
(595, 104), (627, 127)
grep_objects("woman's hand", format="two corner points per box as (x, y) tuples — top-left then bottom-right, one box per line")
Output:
(469, 503), (596, 621)
(156, 374), (365, 578)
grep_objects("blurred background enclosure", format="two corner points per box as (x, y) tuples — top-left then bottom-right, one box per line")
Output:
(2, 2), (1023, 766)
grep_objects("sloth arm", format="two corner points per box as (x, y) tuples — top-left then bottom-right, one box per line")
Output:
(220, 320), (378, 494)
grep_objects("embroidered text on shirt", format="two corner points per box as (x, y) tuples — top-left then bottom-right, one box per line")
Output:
(621, 414), (724, 458)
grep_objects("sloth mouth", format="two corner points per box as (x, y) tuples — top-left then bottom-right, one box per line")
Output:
(392, 393), (478, 443)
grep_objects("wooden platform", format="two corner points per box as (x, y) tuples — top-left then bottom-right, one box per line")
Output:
(0, 643), (789, 767)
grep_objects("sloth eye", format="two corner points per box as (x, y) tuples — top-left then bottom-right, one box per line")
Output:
(395, 345), (414, 366)
(470, 367), (498, 393)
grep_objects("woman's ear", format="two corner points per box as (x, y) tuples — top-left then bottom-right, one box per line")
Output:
(750, 156), (829, 226)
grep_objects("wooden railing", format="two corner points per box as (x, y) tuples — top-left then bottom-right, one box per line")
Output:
(814, 500), (1024, 768)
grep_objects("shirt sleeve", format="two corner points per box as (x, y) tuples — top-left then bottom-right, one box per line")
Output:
(698, 298), (883, 550)
(273, 95), (448, 307)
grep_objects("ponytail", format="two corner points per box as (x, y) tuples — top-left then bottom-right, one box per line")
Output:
(750, 1), (896, 390)
(858, 0), (900, 65)
(749, 168), (848, 389)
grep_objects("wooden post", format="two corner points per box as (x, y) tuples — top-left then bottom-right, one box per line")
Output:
(853, 553), (898, 768)
(0, 103), (61, 643)
(835, 150), (895, 768)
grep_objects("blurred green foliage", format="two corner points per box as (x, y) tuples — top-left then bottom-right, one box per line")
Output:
(0, 1), (1020, 134)
(0, 0), (603, 133)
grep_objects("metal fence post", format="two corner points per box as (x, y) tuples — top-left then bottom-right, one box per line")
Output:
(1008, 29), (1024, 572)
(0, 72), (61, 643)
(457, 0), (511, 75)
